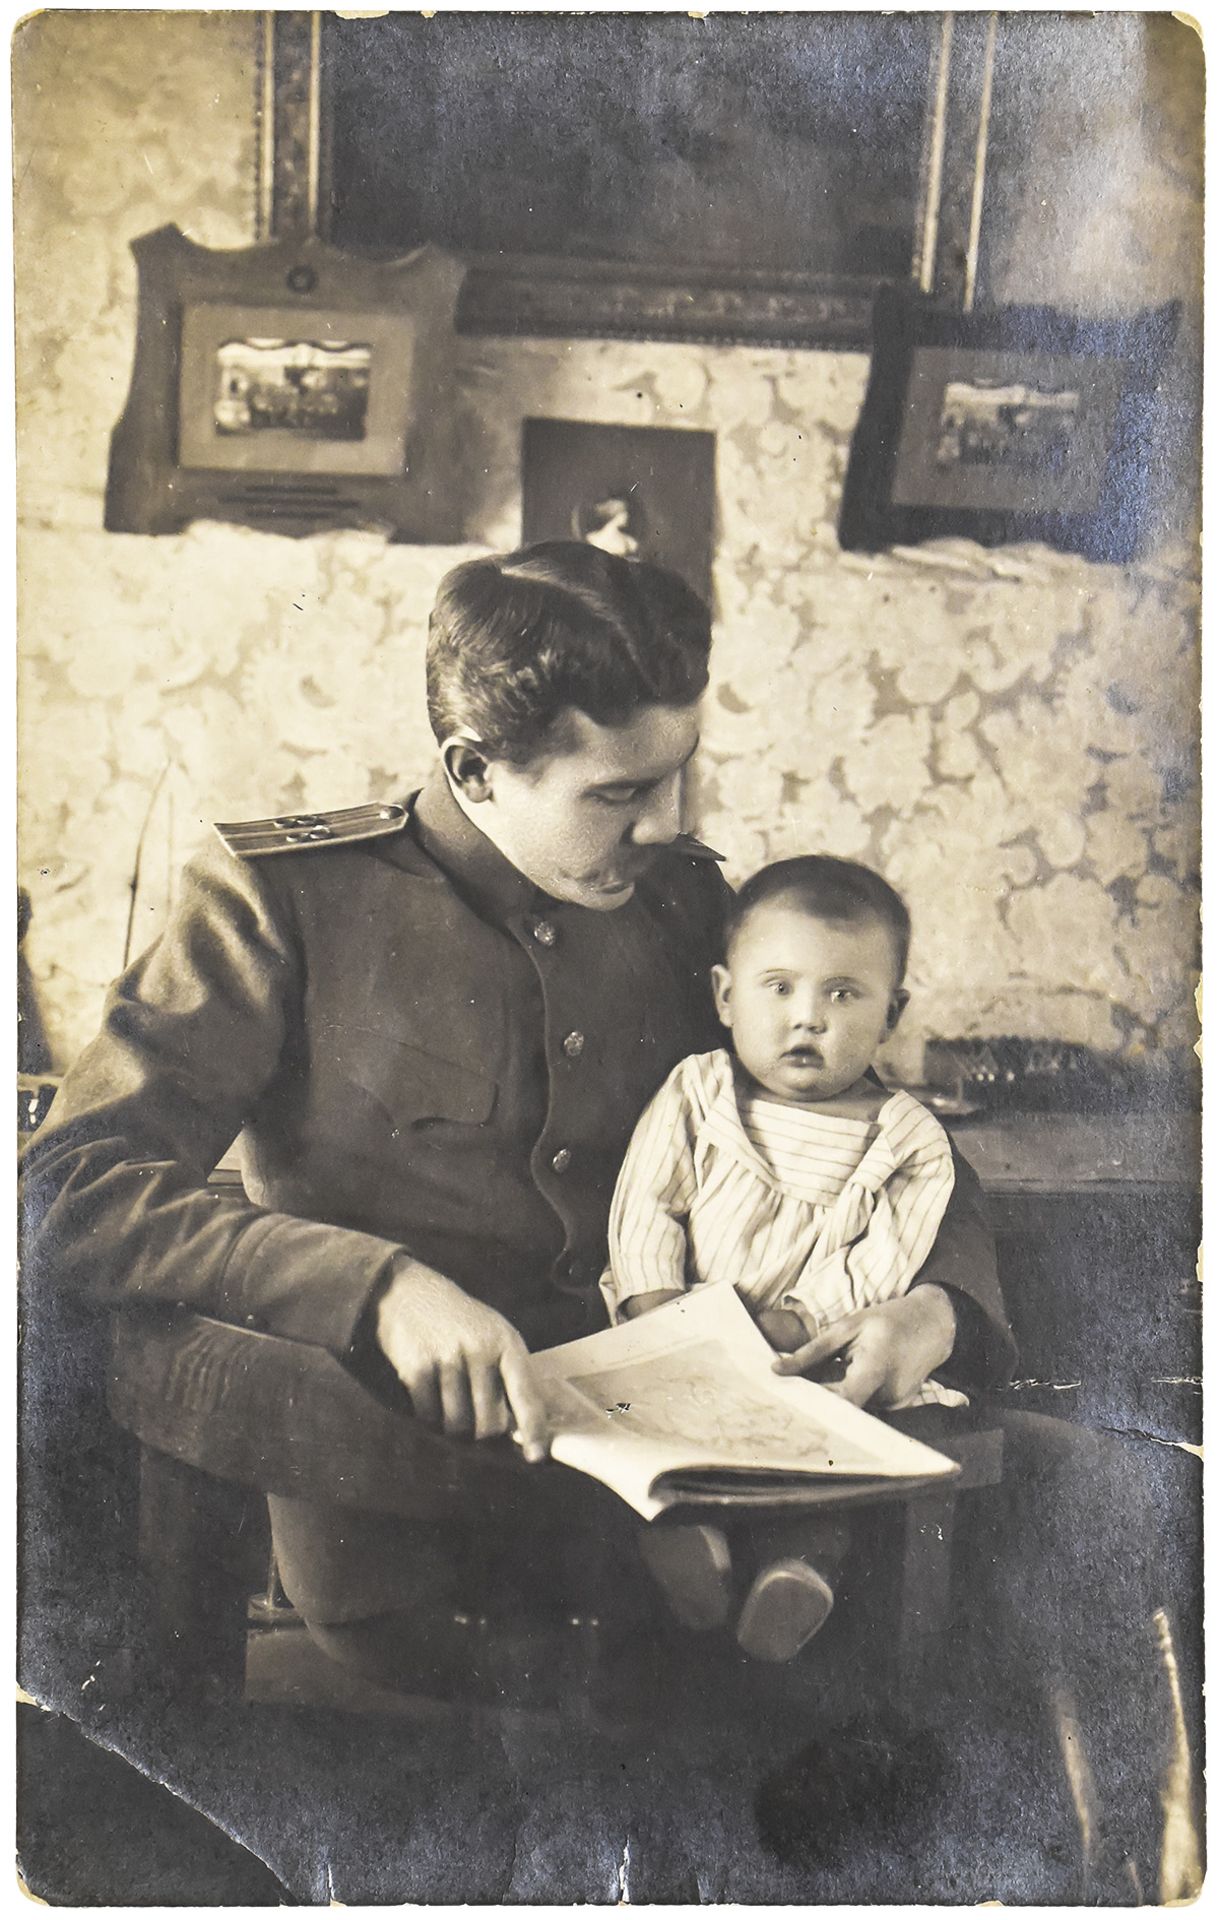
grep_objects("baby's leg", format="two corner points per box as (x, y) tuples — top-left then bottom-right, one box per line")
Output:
(733, 1515), (852, 1662)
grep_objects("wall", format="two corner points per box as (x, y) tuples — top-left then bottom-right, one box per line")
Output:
(15, 13), (1201, 1079)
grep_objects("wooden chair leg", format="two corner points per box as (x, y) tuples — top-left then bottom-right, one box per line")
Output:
(893, 1489), (959, 1707)
(135, 1447), (255, 1697)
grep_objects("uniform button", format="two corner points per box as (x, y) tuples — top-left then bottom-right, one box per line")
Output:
(551, 1147), (572, 1174)
(531, 919), (557, 947)
(562, 1030), (586, 1058)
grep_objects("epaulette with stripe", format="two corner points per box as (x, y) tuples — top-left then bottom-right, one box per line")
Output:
(671, 832), (726, 862)
(214, 801), (409, 859)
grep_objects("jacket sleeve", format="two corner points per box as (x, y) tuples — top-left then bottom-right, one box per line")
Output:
(19, 839), (407, 1357)
(913, 1138), (1017, 1389)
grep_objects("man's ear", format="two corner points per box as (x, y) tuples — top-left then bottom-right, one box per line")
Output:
(711, 963), (733, 1029)
(886, 987), (910, 1034)
(442, 732), (494, 803)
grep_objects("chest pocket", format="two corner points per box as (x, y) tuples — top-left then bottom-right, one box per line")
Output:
(323, 1025), (497, 1129)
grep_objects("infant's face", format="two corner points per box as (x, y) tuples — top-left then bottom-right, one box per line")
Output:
(711, 900), (903, 1104)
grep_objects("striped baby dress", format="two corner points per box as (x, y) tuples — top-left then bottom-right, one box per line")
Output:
(603, 1048), (965, 1410)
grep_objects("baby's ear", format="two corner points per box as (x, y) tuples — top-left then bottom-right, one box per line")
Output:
(886, 987), (910, 1033)
(711, 963), (733, 1028)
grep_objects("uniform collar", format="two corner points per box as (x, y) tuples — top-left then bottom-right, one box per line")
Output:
(410, 762), (544, 926)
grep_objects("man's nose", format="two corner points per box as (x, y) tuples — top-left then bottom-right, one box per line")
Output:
(628, 773), (684, 846)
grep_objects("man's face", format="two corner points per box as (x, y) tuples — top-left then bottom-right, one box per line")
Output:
(466, 702), (702, 910)
(712, 899), (905, 1103)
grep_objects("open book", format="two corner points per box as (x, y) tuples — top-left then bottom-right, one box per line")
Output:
(533, 1284), (958, 1520)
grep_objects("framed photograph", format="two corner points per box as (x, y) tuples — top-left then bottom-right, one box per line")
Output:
(106, 226), (465, 537)
(838, 287), (1181, 562)
(178, 306), (410, 478)
(521, 419), (717, 602)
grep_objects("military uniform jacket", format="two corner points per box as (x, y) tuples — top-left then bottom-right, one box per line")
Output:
(22, 767), (1016, 1378)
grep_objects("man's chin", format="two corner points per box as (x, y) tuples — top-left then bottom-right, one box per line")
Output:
(577, 877), (638, 910)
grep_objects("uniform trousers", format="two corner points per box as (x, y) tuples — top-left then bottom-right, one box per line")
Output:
(268, 1393), (1169, 1778)
(114, 1307), (1184, 1878)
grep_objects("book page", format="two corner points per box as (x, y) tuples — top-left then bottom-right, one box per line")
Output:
(534, 1285), (957, 1517)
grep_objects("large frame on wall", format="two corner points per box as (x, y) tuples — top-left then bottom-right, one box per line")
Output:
(266, 9), (997, 351)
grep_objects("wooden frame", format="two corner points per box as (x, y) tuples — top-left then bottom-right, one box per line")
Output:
(104, 226), (465, 539)
(457, 257), (883, 352)
(838, 286), (1181, 562)
(308, 9), (965, 352)
(258, 12), (998, 351)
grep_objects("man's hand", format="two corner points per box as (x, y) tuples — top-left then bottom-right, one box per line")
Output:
(375, 1259), (551, 1461)
(771, 1285), (957, 1409)
(619, 1287), (685, 1320)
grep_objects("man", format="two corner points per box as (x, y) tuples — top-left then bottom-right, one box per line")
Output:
(22, 540), (1013, 1690)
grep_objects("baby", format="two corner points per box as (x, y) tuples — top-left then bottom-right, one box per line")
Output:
(602, 854), (964, 1661)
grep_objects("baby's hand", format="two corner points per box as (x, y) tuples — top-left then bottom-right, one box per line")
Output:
(619, 1288), (685, 1320)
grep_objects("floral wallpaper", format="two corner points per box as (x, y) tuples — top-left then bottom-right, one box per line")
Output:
(15, 14), (1201, 1079)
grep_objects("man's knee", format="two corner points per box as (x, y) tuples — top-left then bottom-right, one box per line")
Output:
(987, 1406), (1158, 1539)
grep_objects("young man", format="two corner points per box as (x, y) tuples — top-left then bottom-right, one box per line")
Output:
(22, 540), (1011, 1681)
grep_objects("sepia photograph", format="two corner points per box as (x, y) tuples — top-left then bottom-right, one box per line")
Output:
(934, 377), (1081, 473)
(14, 6), (1203, 1907)
(522, 417), (718, 601)
(212, 337), (374, 441)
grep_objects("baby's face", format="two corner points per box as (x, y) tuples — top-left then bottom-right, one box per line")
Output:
(711, 899), (904, 1104)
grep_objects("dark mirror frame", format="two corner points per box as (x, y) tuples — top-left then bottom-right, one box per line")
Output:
(285, 10), (976, 351)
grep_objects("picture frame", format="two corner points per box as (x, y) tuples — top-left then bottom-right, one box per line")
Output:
(521, 419), (717, 603)
(838, 287), (1181, 562)
(105, 226), (466, 538)
(320, 10), (942, 352)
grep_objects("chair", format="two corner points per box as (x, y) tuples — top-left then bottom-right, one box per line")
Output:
(105, 1306), (1003, 1722)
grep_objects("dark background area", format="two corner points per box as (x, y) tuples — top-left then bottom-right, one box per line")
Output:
(327, 12), (931, 276)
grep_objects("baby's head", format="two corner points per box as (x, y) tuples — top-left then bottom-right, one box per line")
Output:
(712, 856), (911, 1104)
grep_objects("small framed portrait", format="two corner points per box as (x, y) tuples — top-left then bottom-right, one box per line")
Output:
(521, 419), (717, 602)
(838, 287), (1180, 562)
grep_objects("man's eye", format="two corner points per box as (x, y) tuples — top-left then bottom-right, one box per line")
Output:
(769, 981), (791, 997)
(829, 988), (856, 1003)
(594, 786), (642, 806)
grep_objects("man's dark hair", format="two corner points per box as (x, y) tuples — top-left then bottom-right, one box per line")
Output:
(427, 540), (712, 763)
(725, 855), (912, 984)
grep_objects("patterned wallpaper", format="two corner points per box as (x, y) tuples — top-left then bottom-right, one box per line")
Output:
(15, 14), (1201, 1079)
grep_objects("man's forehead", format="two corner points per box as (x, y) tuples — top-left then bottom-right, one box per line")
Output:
(542, 702), (702, 778)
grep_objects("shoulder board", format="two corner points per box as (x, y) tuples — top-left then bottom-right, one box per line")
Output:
(671, 832), (726, 862)
(214, 801), (409, 859)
